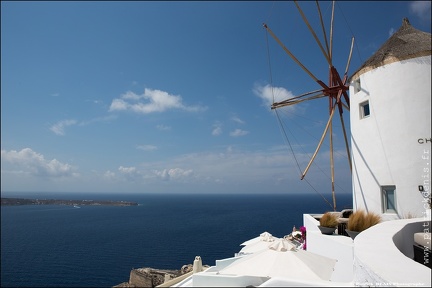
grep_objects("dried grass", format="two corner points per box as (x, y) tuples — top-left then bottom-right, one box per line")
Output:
(403, 212), (416, 219)
(319, 212), (339, 228)
(347, 210), (366, 232)
(347, 209), (381, 232)
(364, 211), (381, 229)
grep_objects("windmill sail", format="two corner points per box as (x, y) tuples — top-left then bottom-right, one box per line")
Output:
(264, 1), (354, 211)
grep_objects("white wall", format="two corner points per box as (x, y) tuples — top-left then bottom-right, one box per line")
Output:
(350, 56), (431, 220)
(353, 218), (431, 286)
(303, 214), (354, 282)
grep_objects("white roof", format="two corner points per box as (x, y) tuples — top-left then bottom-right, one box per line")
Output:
(240, 231), (275, 246)
(220, 246), (337, 281)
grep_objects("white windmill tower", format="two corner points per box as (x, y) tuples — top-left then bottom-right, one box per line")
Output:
(349, 18), (431, 220)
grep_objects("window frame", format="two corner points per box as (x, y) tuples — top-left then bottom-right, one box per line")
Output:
(360, 100), (370, 119)
(381, 185), (397, 214)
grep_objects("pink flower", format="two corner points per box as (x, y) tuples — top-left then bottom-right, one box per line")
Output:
(300, 226), (307, 250)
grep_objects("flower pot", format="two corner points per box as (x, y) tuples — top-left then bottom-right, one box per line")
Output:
(346, 229), (360, 240)
(318, 225), (336, 235)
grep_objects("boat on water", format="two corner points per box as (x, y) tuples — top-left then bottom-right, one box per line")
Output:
(73, 205), (80, 208)
(156, 5), (431, 288)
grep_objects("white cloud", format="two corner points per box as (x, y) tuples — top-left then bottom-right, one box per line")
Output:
(231, 116), (245, 124)
(157, 124), (171, 131)
(103, 166), (194, 183)
(119, 166), (137, 174)
(110, 98), (129, 111)
(50, 119), (77, 135)
(85, 99), (103, 105)
(50, 116), (117, 135)
(100, 169), (140, 185)
(153, 168), (194, 181)
(79, 115), (117, 126)
(135, 147), (351, 194)
(253, 84), (296, 112)
(212, 122), (223, 136)
(153, 169), (170, 181)
(103, 170), (116, 180)
(109, 88), (207, 114)
(0, 145), (351, 194)
(137, 145), (158, 151)
(409, 1), (431, 22)
(230, 129), (249, 137)
(1, 148), (77, 177)
(122, 90), (141, 100)
(118, 166), (141, 181)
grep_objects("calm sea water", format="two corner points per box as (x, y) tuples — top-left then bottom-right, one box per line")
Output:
(1, 192), (352, 287)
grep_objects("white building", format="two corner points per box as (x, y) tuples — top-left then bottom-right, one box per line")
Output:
(349, 18), (431, 220)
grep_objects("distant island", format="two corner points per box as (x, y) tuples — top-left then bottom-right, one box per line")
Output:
(1, 197), (138, 207)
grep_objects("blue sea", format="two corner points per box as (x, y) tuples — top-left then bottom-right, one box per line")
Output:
(1, 192), (352, 287)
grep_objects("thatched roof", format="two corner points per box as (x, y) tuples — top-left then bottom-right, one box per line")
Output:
(350, 18), (431, 81)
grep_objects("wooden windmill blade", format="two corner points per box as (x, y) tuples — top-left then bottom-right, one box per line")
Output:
(315, 1), (331, 62)
(264, 1), (353, 211)
(300, 93), (341, 180)
(294, 0), (332, 66)
(271, 89), (327, 109)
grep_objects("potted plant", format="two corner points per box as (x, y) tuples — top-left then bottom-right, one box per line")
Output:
(318, 212), (339, 235)
(346, 209), (381, 239)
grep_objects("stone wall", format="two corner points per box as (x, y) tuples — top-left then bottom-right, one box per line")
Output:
(129, 269), (154, 287)
(114, 266), (191, 288)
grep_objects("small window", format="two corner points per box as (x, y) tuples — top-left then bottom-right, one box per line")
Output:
(353, 78), (361, 94)
(382, 186), (397, 213)
(360, 101), (370, 119)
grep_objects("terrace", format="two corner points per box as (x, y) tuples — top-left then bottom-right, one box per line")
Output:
(304, 213), (431, 286)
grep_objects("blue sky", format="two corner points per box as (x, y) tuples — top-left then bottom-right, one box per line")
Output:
(1, 1), (431, 197)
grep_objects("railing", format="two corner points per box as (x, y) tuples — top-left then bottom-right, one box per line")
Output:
(337, 221), (348, 236)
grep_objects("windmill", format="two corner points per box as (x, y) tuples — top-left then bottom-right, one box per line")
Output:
(263, 1), (354, 211)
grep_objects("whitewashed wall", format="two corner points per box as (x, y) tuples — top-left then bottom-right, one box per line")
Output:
(349, 56), (431, 220)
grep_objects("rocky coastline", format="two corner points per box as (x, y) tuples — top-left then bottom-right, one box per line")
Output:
(1, 197), (138, 207)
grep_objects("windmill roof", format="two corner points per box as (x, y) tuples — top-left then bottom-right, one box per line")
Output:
(350, 18), (431, 81)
